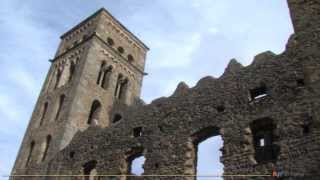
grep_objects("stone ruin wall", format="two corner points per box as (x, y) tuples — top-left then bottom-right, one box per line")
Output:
(40, 19), (320, 180)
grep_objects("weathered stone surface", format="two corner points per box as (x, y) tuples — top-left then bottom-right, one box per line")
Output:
(11, 2), (320, 180)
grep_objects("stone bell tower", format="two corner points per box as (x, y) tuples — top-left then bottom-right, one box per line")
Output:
(11, 8), (149, 176)
(287, 0), (320, 33)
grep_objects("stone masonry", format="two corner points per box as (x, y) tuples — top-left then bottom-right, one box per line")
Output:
(11, 0), (320, 179)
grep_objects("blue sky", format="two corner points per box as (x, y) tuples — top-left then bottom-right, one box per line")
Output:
(0, 0), (293, 179)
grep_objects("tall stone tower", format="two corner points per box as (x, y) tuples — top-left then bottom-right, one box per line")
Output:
(287, 0), (320, 33)
(11, 8), (148, 175)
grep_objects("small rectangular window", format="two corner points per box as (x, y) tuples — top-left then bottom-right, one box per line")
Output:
(133, 127), (143, 137)
(250, 86), (268, 101)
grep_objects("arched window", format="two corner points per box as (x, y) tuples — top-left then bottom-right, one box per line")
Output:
(87, 100), (101, 126)
(39, 102), (48, 126)
(96, 62), (106, 85)
(112, 114), (122, 123)
(114, 74), (128, 101)
(191, 126), (224, 179)
(83, 160), (98, 180)
(107, 37), (114, 46)
(118, 78), (128, 101)
(68, 61), (76, 82)
(114, 74), (123, 98)
(117, 46), (124, 54)
(41, 135), (52, 162)
(55, 94), (65, 121)
(127, 148), (145, 176)
(127, 54), (134, 63)
(25, 141), (35, 167)
(101, 66), (112, 89)
(54, 68), (62, 89)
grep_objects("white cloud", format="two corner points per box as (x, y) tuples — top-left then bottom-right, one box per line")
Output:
(6, 67), (40, 98)
(208, 27), (219, 35)
(148, 33), (201, 68)
(0, 94), (21, 122)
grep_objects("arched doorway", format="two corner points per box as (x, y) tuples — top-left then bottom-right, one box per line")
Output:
(192, 126), (224, 180)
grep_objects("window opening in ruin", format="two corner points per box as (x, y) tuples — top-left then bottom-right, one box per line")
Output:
(249, 85), (268, 100)
(41, 135), (52, 162)
(39, 102), (48, 126)
(196, 136), (223, 180)
(297, 79), (305, 87)
(216, 105), (225, 113)
(55, 94), (65, 121)
(192, 127), (224, 180)
(25, 141), (35, 167)
(130, 155), (145, 176)
(133, 127), (143, 137)
(303, 124), (310, 135)
(259, 138), (265, 147)
(112, 114), (122, 123)
(250, 118), (279, 163)
(83, 160), (98, 180)
(87, 100), (101, 126)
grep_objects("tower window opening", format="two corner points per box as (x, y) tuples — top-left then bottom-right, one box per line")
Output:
(41, 135), (52, 162)
(117, 46), (124, 54)
(83, 160), (98, 180)
(101, 66), (112, 89)
(55, 94), (65, 121)
(249, 85), (268, 101)
(114, 75), (128, 101)
(96, 62), (106, 85)
(25, 141), (35, 167)
(69, 61), (76, 82)
(54, 68), (62, 89)
(107, 37), (114, 46)
(83, 34), (88, 40)
(39, 102), (48, 126)
(127, 54), (134, 62)
(87, 100), (101, 126)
